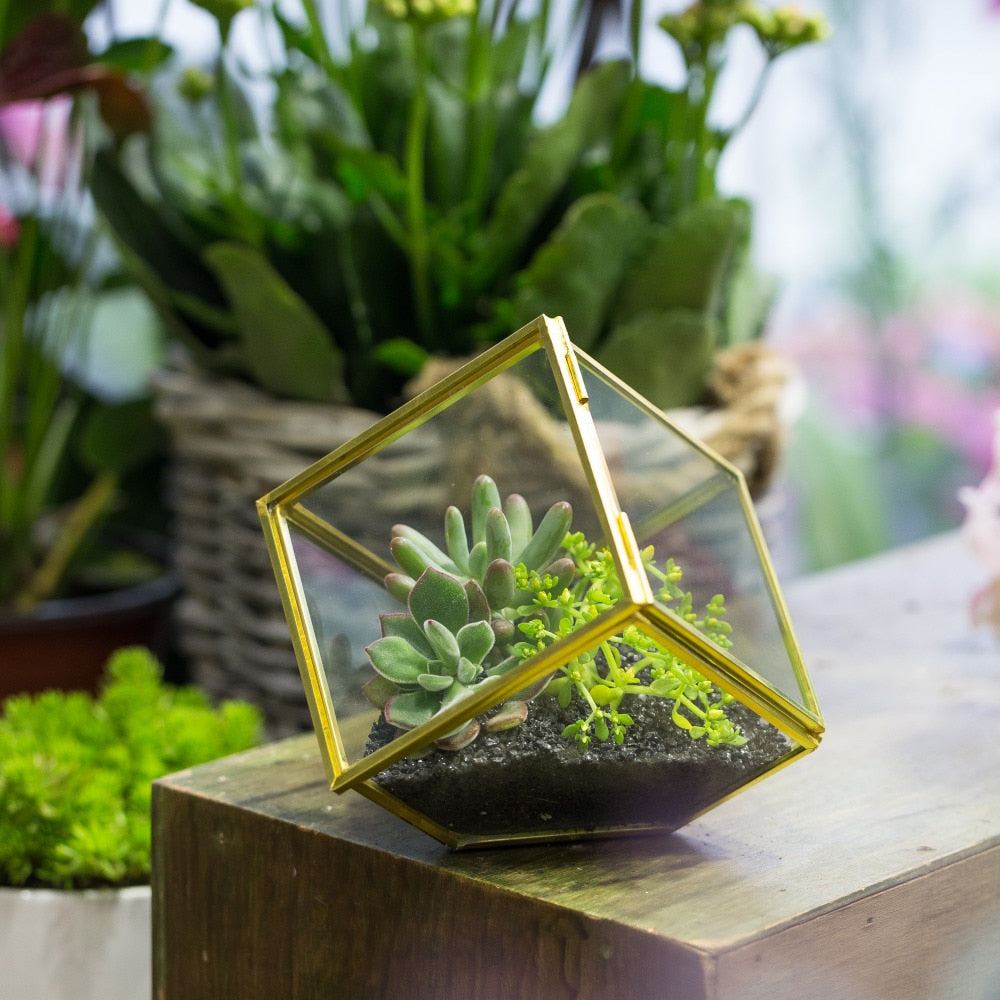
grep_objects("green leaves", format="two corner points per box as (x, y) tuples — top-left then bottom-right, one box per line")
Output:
(472, 60), (632, 293)
(613, 199), (753, 321)
(202, 242), (348, 404)
(0, 647), (261, 888)
(366, 569), (498, 740)
(366, 635), (429, 684)
(511, 192), (649, 352)
(407, 566), (470, 632)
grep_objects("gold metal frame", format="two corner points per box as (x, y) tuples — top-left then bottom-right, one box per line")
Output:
(258, 315), (824, 843)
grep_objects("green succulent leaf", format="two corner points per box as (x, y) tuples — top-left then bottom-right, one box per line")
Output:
(485, 507), (513, 563)
(515, 501), (573, 570)
(455, 657), (481, 685)
(467, 540), (489, 582)
(384, 689), (440, 730)
(361, 674), (398, 709)
(416, 673), (454, 692)
(456, 620), (495, 664)
(390, 536), (437, 580)
(483, 558), (516, 612)
(503, 493), (532, 556)
(408, 568), (469, 632)
(444, 505), (470, 574)
(366, 635), (428, 684)
(423, 618), (461, 670)
(471, 475), (503, 544)
(434, 719), (480, 751)
(464, 580), (491, 623)
(485, 700), (528, 732)
(384, 572), (416, 604)
(391, 524), (457, 574)
(379, 612), (435, 657)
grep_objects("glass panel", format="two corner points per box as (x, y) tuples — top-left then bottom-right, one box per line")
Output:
(577, 353), (810, 712)
(287, 525), (397, 765)
(291, 347), (614, 770)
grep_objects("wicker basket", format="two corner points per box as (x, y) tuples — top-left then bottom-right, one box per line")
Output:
(154, 344), (791, 736)
(153, 365), (446, 734)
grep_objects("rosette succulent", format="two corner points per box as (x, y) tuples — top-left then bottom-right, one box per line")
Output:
(364, 475), (574, 749)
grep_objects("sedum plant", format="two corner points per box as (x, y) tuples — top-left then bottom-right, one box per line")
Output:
(0, 645), (262, 889)
(365, 475), (746, 753)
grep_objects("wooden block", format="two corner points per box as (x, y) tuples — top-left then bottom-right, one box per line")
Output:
(153, 533), (1000, 999)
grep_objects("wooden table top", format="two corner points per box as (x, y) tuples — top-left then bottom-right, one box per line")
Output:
(160, 530), (1000, 953)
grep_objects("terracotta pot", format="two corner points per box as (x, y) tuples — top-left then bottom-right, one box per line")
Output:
(0, 574), (178, 701)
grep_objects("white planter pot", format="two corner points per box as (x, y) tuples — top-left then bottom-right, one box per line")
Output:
(0, 884), (151, 1000)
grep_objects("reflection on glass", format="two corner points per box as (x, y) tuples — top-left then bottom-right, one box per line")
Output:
(580, 354), (809, 711)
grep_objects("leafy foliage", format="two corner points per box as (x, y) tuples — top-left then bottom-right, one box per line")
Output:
(0, 12), (165, 608)
(515, 532), (746, 751)
(90, 0), (826, 412)
(0, 646), (262, 889)
(365, 475), (746, 754)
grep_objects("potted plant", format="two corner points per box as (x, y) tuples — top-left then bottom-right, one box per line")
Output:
(93, 0), (827, 414)
(0, 8), (176, 696)
(258, 317), (824, 847)
(358, 472), (792, 840)
(0, 644), (262, 1000)
(83, 0), (825, 730)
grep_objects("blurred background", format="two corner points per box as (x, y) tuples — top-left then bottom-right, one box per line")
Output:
(715, 0), (1000, 572)
(83, 0), (1000, 576)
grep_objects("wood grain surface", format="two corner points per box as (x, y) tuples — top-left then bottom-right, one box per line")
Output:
(153, 532), (1000, 999)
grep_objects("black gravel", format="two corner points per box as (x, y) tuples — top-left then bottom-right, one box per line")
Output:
(365, 692), (793, 840)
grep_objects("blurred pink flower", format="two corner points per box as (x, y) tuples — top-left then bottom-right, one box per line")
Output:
(0, 198), (17, 247)
(959, 410), (1000, 638)
(0, 97), (76, 197)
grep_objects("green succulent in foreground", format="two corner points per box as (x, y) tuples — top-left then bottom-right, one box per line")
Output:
(365, 475), (573, 749)
(364, 475), (746, 752)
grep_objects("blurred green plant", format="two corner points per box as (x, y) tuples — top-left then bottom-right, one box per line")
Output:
(0, 9), (165, 609)
(0, 645), (262, 889)
(91, 0), (826, 414)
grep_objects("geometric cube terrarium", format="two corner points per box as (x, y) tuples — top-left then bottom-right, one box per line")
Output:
(258, 315), (824, 848)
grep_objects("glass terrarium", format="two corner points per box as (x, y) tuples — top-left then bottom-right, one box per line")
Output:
(258, 315), (824, 848)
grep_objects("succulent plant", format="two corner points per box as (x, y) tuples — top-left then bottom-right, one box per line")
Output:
(364, 475), (574, 749)
(364, 475), (747, 753)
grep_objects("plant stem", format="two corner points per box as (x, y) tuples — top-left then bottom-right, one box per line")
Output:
(724, 54), (777, 147)
(405, 23), (435, 348)
(15, 469), (118, 611)
(299, 0), (340, 81)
